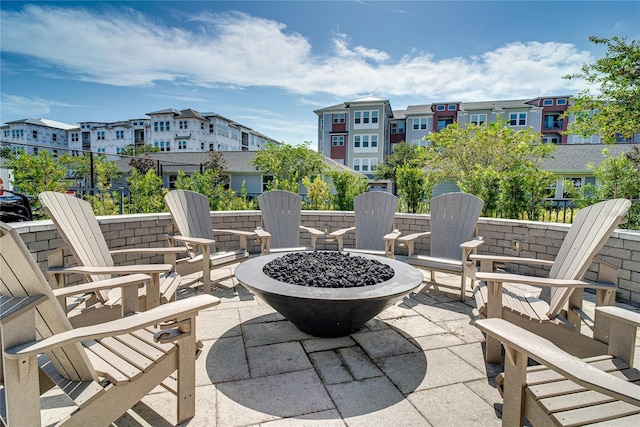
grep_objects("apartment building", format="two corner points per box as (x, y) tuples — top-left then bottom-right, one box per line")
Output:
(2, 108), (277, 156)
(314, 96), (394, 177)
(315, 95), (619, 173)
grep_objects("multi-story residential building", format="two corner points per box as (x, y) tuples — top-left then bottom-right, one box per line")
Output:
(314, 96), (393, 177)
(0, 118), (78, 156)
(316, 94), (640, 173)
(2, 108), (277, 156)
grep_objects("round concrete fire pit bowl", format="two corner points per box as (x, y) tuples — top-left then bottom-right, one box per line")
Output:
(234, 251), (423, 337)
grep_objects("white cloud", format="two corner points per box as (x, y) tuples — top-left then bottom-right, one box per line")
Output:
(0, 93), (77, 118)
(1, 5), (593, 102)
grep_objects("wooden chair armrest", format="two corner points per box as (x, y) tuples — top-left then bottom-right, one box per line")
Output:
(476, 272), (588, 288)
(166, 235), (215, 246)
(48, 264), (173, 275)
(470, 254), (555, 267)
(4, 295), (221, 359)
(384, 230), (401, 241)
(254, 229), (271, 239)
(460, 239), (485, 250)
(110, 247), (187, 255)
(329, 226), (355, 238)
(398, 231), (430, 243)
(596, 306), (640, 328)
(300, 226), (325, 236)
(212, 229), (255, 237)
(475, 318), (640, 406)
(51, 274), (151, 298)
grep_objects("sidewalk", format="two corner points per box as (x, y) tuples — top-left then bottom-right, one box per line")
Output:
(40, 264), (640, 426)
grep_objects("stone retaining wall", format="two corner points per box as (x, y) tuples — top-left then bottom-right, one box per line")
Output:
(10, 210), (640, 304)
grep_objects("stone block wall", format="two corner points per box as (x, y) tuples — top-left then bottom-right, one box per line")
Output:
(9, 209), (640, 304)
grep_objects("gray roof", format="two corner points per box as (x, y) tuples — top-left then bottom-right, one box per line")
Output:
(405, 105), (433, 115)
(4, 118), (77, 130)
(540, 143), (640, 173)
(459, 99), (539, 111)
(114, 150), (356, 175)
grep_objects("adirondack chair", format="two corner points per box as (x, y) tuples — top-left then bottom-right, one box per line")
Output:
(256, 190), (325, 255)
(329, 191), (400, 259)
(39, 191), (186, 327)
(164, 189), (252, 294)
(475, 307), (640, 427)
(0, 221), (220, 426)
(398, 192), (484, 301)
(473, 198), (631, 364)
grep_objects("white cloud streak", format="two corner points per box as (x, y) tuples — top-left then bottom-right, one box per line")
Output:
(1, 5), (592, 101)
(0, 93), (78, 117)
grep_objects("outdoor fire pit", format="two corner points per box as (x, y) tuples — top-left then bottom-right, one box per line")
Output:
(234, 251), (423, 337)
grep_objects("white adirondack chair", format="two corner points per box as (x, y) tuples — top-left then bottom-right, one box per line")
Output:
(473, 198), (631, 363)
(476, 307), (640, 426)
(256, 190), (325, 255)
(39, 191), (186, 326)
(398, 192), (485, 301)
(330, 191), (400, 258)
(164, 189), (252, 294)
(0, 221), (219, 426)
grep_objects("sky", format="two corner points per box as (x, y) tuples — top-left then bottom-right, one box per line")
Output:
(1, 1), (639, 146)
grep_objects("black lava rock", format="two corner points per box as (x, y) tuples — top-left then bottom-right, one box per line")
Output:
(262, 251), (395, 288)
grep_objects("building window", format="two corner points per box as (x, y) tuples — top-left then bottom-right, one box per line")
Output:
(543, 99), (554, 106)
(448, 104), (456, 111)
(470, 114), (487, 126)
(332, 135), (344, 146)
(333, 113), (345, 123)
(371, 135), (378, 148)
(509, 112), (527, 126)
(354, 111), (361, 124)
(178, 140), (187, 150)
(354, 110), (378, 125)
(353, 158), (360, 171)
(436, 105), (445, 111)
(179, 120), (187, 129)
(154, 122), (159, 132)
(52, 134), (57, 142)
(556, 99), (567, 105)
(71, 133), (79, 142)
(437, 117), (454, 131)
(542, 136), (559, 144)
(32, 130), (38, 139)
(262, 175), (274, 192)
(97, 131), (105, 140)
(97, 147), (105, 153)
(165, 121), (170, 131)
(413, 118), (427, 130)
(115, 130), (124, 139)
(371, 111), (378, 124)
(391, 122), (405, 134)
(354, 135), (361, 148)
(543, 113), (563, 130)
(116, 147), (122, 154)
(200, 122), (205, 130)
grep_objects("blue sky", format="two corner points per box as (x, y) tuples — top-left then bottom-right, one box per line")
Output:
(1, 1), (639, 146)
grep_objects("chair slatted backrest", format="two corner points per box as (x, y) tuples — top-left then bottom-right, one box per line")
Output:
(258, 190), (302, 249)
(165, 190), (215, 252)
(430, 193), (484, 260)
(0, 222), (98, 382)
(354, 192), (399, 252)
(544, 198), (631, 318)
(39, 191), (114, 286)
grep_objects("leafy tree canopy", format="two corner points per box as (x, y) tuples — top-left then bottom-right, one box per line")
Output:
(252, 142), (325, 193)
(564, 36), (640, 142)
(374, 141), (427, 181)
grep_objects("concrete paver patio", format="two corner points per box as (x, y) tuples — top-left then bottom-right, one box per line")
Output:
(39, 261), (639, 427)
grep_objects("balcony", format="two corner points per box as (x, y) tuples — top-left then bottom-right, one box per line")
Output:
(175, 132), (192, 139)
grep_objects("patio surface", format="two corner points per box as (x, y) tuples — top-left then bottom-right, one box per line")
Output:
(40, 258), (640, 427)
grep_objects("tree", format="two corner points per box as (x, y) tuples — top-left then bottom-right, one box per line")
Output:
(7, 149), (70, 197)
(374, 142), (427, 182)
(127, 169), (167, 214)
(302, 176), (332, 210)
(564, 36), (640, 142)
(396, 165), (429, 213)
(329, 168), (369, 211)
(568, 149), (640, 228)
(252, 142), (325, 193)
(425, 120), (556, 218)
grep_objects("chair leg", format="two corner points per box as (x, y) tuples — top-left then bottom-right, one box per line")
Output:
(177, 321), (197, 424)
